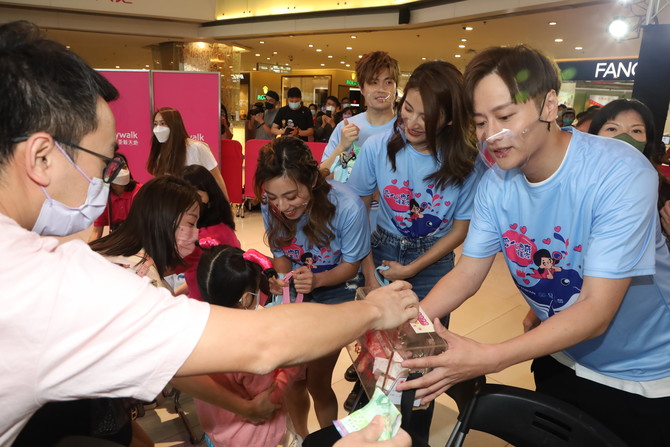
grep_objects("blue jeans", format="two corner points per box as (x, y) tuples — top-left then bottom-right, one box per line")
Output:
(371, 226), (455, 301)
(308, 273), (363, 305)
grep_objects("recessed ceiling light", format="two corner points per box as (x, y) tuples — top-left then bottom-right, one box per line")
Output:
(351, 35), (357, 39)
(328, 55), (333, 58)
(460, 38), (467, 42)
(228, 65), (233, 68)
(464, 26), (473, 31)
(346, 64), (351, 67)
(115, 65), (120, 68)
(346, 47), (353, 50)
(66, 45), (71, 49)
(358, 55), (363, 58)
(421, 57), (427, 60)
(549, 21), (557, 26)
(266, 57), (271, 60)
(320, 63), (325, 66)
(145, 64), (149, 68)
(285, 63), (289, 66)
(260, 41), (265, 44)
(575, 46), (583, 50)
(255, 53), (260, 57)
(458, 44), (465, 48)
(455, 54), (461, 58)
(555, 38), (564, 42)
(340, 61), (345, 64)
(253, 68), (257, 70)
(273, 51), (278, 54)
(316, 49), (322, 52)
(308, 44), (314, 48)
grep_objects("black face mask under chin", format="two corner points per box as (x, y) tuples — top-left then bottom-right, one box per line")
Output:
(537, 93), (553, 131)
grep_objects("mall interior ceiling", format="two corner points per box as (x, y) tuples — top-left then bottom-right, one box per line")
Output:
(1, 0), (668, 74)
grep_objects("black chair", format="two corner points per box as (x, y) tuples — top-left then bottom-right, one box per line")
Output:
(445, 378), (629, 447)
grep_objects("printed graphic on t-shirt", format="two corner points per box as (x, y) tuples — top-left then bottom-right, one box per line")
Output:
(382, 179), (449, 237)
(282, 238), (341, 273)
(502, 224), (584, 317)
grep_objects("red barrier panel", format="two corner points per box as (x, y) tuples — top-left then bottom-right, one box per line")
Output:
(306, 142), (327, 162)
(244, 139), (271, 199)
(220, 139), (243, 204)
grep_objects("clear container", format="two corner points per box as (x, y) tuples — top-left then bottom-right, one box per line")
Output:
(346, 287), (448, 408)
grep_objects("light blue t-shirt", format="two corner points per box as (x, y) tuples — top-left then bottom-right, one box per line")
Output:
(347, 130), (482, 239)
(321, 111), (396, 163)
(463, 129), (670, 382)
(261, 181), (370, 272)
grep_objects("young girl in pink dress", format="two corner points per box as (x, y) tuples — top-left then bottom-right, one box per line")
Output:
(195, 242), (302, 447)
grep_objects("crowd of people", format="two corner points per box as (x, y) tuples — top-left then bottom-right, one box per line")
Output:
(2, 17), (670, 447)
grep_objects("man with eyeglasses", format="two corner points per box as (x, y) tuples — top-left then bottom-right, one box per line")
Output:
(0, 21), (417, 446)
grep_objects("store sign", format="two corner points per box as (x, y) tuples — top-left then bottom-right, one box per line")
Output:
(345, 79), (359, 86)
(557, 59), (638, 81)
(257, 94), (267, 100)
(257, 63), (292, 74)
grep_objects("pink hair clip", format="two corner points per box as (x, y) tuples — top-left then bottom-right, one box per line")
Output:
(198, 237), (220, 249)
(243, 249), (273, 271)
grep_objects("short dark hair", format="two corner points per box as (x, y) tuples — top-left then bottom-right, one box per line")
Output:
(588, 98), (663, 163)
(90, 175), (200, 277)
(326, 96), (340, 107)
(197, 245), (269, 307)
(0, 21), (118, 169)
(181, 164), (235, 230)
(265, 90), (280, 101)
(355, 51), (400, 89)
(287, 87), (302, 98)
(464, 45), (561, 114)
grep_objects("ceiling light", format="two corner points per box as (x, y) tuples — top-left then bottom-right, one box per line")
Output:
(575, 46), (583, 50)
(549, 21), (557, 26)
(346, 64), (350, 67)
(358, 55), (363, 58)
(421, 57), (427, 60)
(328, 55), (333, 58)
(464, 26), (473, 31)
(608, 18), (630, 39)
(554, 38), (564, 42)
(273, 51), (278, 54)
(460, 39), (467, 42)
(455, 54), (461, 58)
(340, 61), (345, 64)
(145, 64), (149, 68)
(255, 53), (260, 57)
(195, 42), (207, 49)
(115, 65), (120, 68)
(285, 63), (289, 66)
(66, 45), (71, 49)
(458, 44), (465, 48)
(316, 49), (322, 52)
(321, 63), (325, 66)
(308, 44), (314, 47)
(346, 47), (353, 50)
(260, 41), (265, 44)
(266, 57), (271, 60)
(351, 35), (357, 39)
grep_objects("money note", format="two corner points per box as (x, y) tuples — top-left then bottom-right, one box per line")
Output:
(332, 387), (401, 441)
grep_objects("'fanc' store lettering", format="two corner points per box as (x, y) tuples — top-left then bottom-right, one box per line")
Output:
(557, 58), (638, 81)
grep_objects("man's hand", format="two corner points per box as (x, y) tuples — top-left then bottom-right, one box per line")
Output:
(364, 281), (418, 331)
(268, 276), (287, 296)
(397, 319), (498, 404)
(333, 416), (411, 447)
(339, 119), (360, 152)
(293, 266), (317, 294)
(241, 382), (280, 424)
(252, 113), (265, 124)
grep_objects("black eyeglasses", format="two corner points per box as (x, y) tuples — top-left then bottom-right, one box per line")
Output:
(11, 136), (125, 184)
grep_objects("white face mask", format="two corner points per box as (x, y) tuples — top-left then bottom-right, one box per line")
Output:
(112, 168), (130, 186)
(325, 105), (335, 112)
(153, 125), (170, 143)
(32, 142), (110, 236)
(288, 101), (300, 110)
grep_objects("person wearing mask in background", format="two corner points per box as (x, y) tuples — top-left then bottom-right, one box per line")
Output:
(148, 106), (229, 200)
(0, 20), (419, 446)
(89, 152), (142, 242)
(320, 51), (399, 178)
(271, 87), (314, 142)
(314, 96), (341, 143)
(248, 90), (280, 140)
(574, 105), (600, 132)
(560, 107), (575, 127)
(308, 103), (318, 125)
(341, 97), (351, 109)
(221, 104), (233, 140)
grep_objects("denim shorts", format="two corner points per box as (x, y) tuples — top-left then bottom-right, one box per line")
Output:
(307, 273), (364, 305)
(371, 226), (455, 301)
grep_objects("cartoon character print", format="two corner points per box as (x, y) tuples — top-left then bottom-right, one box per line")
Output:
(382, 179), (448, 238)
(281, 238), (340, 273)
(504, 224), (584, 318)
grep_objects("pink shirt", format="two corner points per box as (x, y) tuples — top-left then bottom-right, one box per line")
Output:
(93, 183), (141, 228)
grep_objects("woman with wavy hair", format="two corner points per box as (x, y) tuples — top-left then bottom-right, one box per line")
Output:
(254, 136), (370, 437)
(346, 60), (483, 441)
(147, 107), (229, 200)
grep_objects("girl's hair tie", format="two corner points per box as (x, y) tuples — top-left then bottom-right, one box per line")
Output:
(197, 237), (220, 249)
(243, 249), (278, 278)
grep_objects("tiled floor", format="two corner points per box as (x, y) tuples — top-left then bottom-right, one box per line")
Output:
(138, 209), (533, 447)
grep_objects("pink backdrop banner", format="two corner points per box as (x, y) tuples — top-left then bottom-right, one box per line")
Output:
(98, 70), (153, 183)
(152, 71), (221, 165)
